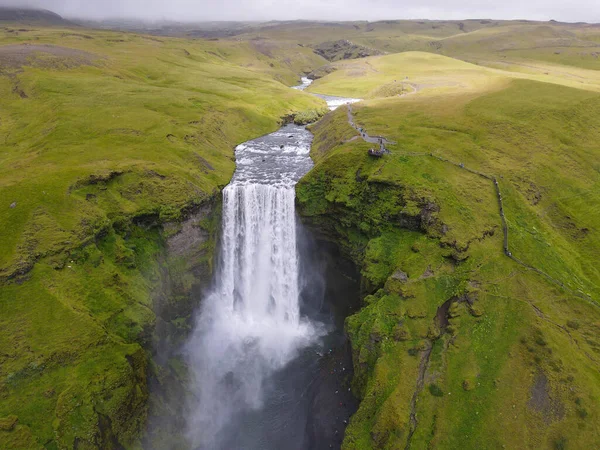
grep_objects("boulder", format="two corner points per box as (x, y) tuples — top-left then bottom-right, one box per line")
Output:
(391, 269), (408, 283)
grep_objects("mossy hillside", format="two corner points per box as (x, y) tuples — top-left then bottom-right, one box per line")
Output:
(0, 214), (222, 449)
(0, 26), (327, 281)
(312, 39), (383, 62)
(297, 80), (600, 448)
(308, 52), (508, 98)
(433, 23), (600, 71)
(308, 51), (600, 100)
(0, 227), (160, 449)
(0, 25), (326, 448)
(238, 20), (600, 73)
(351, 80), (600, 300)
(306, 109), (360, 163)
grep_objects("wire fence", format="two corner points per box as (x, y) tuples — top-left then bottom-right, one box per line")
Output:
(346, 105), (596, 306)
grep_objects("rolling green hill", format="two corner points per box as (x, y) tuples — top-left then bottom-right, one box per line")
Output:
(308, 51), (600, 98)
(231, 19), (600, 77)
(0, 24), (327, 449)
(2, 12), (600, 450)
(297, 49), (600, 450)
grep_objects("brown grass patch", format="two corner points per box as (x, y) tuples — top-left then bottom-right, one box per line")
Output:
(0, 43), (97, 70)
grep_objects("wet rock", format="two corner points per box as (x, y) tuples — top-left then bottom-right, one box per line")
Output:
(391, 269), (408, 282)
(145, 198), (220, 443)
(305, 343), (358, 450)
(393, 322), (410, 341)
(396, 213), (421, 231)
(421, 265), (434, 279)
(528, 371), (564, 423)
(0, 415), (18, 431)
(370, 331), (382, 343)
(420, 202), (441, 229)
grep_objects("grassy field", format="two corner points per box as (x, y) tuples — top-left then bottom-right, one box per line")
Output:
(236, 19), (600, 72)
(0, 25), (327, 280)
(308, 51), (600, 99)
(0, 24), (327, 449)
(298, 52), (600, 449)
(2, 14), (600, 450)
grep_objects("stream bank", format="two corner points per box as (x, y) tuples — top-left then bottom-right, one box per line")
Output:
(142, 78), (368, 450)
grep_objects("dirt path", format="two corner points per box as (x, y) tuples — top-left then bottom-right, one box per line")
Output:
(346, 104), (396, 147)
(399, 82), (420, 97)
(405, 341), (432, 449)
(344, 105), (596, 307)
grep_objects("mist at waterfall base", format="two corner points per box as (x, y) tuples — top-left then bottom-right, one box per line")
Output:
(183, 121), (358, 449)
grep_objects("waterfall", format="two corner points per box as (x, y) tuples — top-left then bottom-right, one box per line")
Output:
(183, 82), (361, 449)
(220, 184), (300, 324)
(185, 125), (320, 449)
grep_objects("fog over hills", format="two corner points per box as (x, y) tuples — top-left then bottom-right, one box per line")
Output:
(0, 6), (73, 25)
(0, 0), (599, 23)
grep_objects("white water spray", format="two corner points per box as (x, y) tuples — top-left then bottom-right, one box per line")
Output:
(185, 124), (320, 448)
(184, 80), (360, 449)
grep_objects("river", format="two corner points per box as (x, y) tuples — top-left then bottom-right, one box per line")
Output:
(184, 78), (361, 450)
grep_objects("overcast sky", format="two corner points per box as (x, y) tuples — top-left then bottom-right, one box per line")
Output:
(2, 0), (599, 23)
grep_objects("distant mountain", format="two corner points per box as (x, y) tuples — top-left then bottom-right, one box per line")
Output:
(0, 7), (73, 26)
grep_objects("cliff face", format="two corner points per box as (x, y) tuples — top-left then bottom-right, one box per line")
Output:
(312, 40), (383, 62)
(296, 110), (458, 447)
(0, 195), (220, 450)
(296, 96), (600, 449)
(0, 21), (331, 448)
(143, 199), (221, 449)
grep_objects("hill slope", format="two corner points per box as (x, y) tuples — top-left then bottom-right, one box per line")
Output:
(308, 51), (600, 97)
(0, 7), (72, 26)
(298, 54), (600, 449)
(0, 24), (327, 449)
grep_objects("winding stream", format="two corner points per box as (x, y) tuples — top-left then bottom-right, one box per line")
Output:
(184, 79), (361, 449)
(294, 76), (361, 110)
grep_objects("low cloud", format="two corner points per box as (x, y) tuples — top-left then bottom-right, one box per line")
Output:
(1, 0), (598, 23)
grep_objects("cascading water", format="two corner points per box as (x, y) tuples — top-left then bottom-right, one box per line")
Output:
(185, 123), (321, 448)
(293, 76), (361, 110)
(184, 78), (361, 449)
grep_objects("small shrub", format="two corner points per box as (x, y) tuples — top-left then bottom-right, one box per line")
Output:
(553, 437), (567, 450)
(576, 407), (588, 419)
(293, 107), (329, 125)
(428, 383), (444, 397)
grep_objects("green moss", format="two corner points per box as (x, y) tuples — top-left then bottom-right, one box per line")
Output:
(0, 416), (18, 432)
(428, 383), (444, 397)
(0, 24), (328, 448)
(300, 77), (600, 449)
(293, 106), (330, 124)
